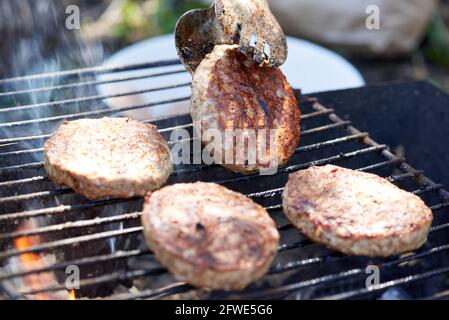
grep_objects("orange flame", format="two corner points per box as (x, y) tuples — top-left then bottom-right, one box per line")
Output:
(14, 235), (49, 300)
(13, 221), (73, 300)
(15, 236), (40, 263)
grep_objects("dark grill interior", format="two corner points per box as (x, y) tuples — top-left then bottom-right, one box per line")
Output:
(1, 60), (449, 300)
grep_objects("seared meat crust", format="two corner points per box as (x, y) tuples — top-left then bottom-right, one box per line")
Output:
(190, 45), (301, 174)
(282, 165), (433, 257)
(44, 117), (173, 200)
(142, 182), (279, 290)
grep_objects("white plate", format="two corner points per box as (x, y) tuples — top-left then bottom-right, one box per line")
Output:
(98, 34), (364, 120)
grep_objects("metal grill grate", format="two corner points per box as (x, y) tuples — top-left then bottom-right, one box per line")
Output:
(1, 60), (449, 300)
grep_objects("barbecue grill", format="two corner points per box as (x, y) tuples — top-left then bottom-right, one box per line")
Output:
(1, 59), (449, 300)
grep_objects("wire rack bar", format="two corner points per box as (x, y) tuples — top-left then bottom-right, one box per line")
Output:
(320, 266), (449, 300)
(226, 239), (449, 300)
(311, 100), (449, 201)
(0, 212), (142, 240)
(0, 162), (43, 172)
(0, 108), (329, 160)
(0, 96), (191, 129)
(0, 82), (191, 114)
(0, 249), (148, 282)
(6, 219), (449, 299)
(1, 184), (445, 266)
(0, 227), (143, 260)
(0, 199), (132, 222)
(0, 60), (181, 86)
(19, 268), (164, 296)
(216, 145), (387, 185)
(0, 145), (383, 204)
(112, 283), (192, 301)
(0, 69), (186, 99)
(0, 132), (367, 190)
(0, 200), (305, 259)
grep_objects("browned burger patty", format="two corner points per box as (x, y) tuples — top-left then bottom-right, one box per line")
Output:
(142, 182), (279, 290)
(282, 165), (433, 257)
(44, 117), (173, 200)
(190, 44), (301, 174)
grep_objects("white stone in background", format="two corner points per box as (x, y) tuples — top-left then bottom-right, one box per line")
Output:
(98, 34), (364, 120)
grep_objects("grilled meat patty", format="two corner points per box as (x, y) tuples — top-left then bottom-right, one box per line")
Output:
(142, 182), (280, 290)
(282, 165), (433, 257)
(44, 117), (173, 200)
(190, 44), (301, 174)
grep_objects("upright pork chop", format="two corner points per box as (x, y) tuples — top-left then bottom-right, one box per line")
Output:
(142, 182), (279, 290)
(44, 117), (173, 200)
(282, 165), (433, 257)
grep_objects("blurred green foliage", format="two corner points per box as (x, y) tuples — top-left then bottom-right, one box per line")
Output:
(156, 0), (208, 34)
(424, 13), (449, 69)
(113, 0), (207, 41)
